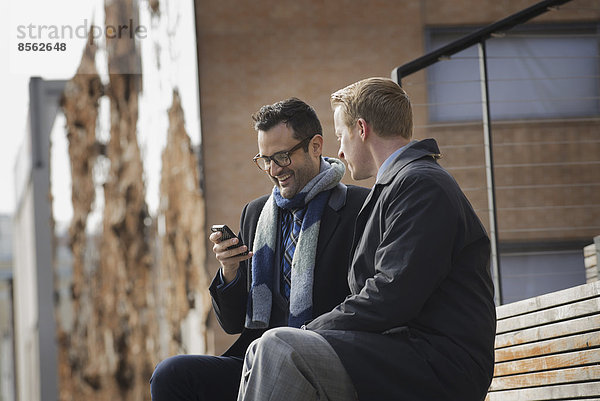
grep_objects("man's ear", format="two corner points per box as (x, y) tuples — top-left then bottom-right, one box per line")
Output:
(311, 134), (324, 156)
(357, 118), (369, 142)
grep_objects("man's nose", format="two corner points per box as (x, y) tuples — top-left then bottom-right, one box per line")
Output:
(269, 162), (283, 176)
(338, 148), (345, 160)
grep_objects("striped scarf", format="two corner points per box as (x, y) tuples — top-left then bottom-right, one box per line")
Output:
(245, 157), (345, 328)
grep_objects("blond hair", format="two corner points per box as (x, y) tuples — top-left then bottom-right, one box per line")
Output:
(330, 77), (412, 139)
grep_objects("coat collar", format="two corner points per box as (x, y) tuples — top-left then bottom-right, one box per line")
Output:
(351, 139), (442, 258)
(376, 138), (442, 186)
(327, 182), (347, 212)
(315, 182), (346, 263)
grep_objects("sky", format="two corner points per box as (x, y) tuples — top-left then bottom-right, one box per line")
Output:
(0, 0), (201, 221)
(1, 0), (98, 215)
(0, 13), (28, 216)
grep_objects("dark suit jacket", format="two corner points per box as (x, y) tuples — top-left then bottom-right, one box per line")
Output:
(209, 183), (369, 358)
(308, 139), (496, 401)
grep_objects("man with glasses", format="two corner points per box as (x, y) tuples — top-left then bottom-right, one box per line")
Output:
(150, 98), (369, 401)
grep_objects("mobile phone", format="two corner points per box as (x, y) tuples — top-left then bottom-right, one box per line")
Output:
(211, 224), (249, 255)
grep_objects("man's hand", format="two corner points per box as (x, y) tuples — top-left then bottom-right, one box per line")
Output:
(209, 231), (253, 283)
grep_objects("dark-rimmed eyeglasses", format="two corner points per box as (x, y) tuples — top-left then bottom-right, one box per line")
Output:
(253, 135), (317, 171)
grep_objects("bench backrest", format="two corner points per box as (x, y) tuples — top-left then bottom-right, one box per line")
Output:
(486, 281), (600, 400)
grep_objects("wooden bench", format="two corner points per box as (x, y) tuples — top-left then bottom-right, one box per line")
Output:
(486, 281), (600, 400)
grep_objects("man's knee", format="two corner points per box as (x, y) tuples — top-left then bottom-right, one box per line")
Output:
(152, 355), (244, 401)
(248, 327), (310, 361)
(150, 355), (183, 386)
(261, 327), (302, 346)
(150, 356), (185, 400)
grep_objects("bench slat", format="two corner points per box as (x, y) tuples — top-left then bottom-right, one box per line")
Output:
(488, 282), (600, 400)
(494, 349), (600, 377)
(486, 382), (600, 401)
(496, 281), (600, 320)
(489, 365), (600, 391)
(495, 331), (600, 362)
(495, 314), (600, 349)
(496, 298), (600, 334)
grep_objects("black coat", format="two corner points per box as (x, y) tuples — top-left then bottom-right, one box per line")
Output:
(209, 183), (370, 358)
(307, 139), (496, 401)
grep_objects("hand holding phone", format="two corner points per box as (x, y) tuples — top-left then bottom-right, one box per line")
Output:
(210, 224), (249, 255)
(210, 224), (251, 284)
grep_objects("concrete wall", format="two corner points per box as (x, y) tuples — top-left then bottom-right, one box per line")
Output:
(0, 216), (15, 401)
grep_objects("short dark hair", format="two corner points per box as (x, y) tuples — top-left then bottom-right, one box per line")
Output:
(251, 98), (323, 141)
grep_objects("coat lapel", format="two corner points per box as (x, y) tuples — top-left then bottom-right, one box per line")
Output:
(377, 139), (441, 186)
(315, 184), (347, 264)
(315, 204), (340, 263)
(350, 184), (382, 261)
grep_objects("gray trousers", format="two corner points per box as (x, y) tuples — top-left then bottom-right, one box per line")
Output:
(237, 327), (357, 401)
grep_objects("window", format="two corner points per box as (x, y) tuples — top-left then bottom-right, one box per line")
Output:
(426, 24), (600, 122)
(499, 248), (586, 304)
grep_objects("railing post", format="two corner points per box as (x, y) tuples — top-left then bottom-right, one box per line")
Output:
(478, 40), (503, 305)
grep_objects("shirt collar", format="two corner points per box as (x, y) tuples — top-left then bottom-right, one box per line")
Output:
(376, 144), (410, 183)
